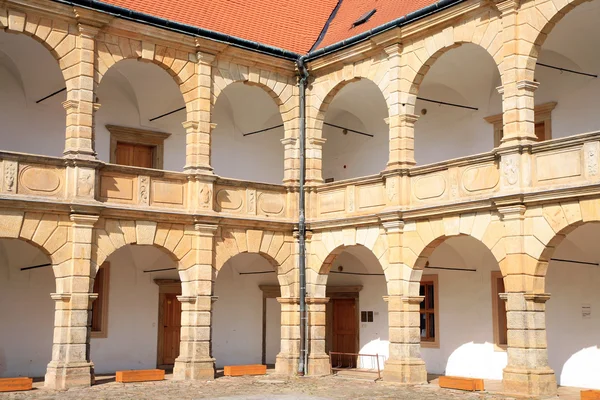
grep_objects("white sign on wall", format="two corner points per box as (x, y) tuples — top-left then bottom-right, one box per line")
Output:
(582, 304), (591, 319)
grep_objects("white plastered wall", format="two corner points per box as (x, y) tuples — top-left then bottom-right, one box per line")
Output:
(420, 236), (507, 380)
(212, 253), (281, 368)
(546, 223), (600, 389)
(0, 239), (54, 378)
(91, 245), (179, 374)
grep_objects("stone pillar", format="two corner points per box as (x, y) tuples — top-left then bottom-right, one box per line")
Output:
(183, 53), (215, 174)
(307, 297), (330, 375)
(63, 23), (99, 160)
(497, 0), (538, 146)
(502, 293), (556, 397)
(45, 214), (98, 390)
(275, 297), (300, 375)
(385, 43), (418, 169)
(305, 137), (326, 185)
(383, 295), (428, 383)
(282, 137), (299, 185)
(174, 224), (217, 380)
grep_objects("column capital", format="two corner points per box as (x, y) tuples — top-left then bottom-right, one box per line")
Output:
(306, 297), (330, 304)
(194, 223), (218, 236)
(196, 50), (216, 65)
(516, 79), (540, 93)
(70, 213), (100, 227)
(495, 0), (521, 15)
(307, 137), (326, 146)
(382, 220), (404, 233)
(277, 296), (299, 305)
(497, 204), (526, 219)
(384, 43), (403, 56)
(280, 137), (297, 146)
(524, 292), (551, 303)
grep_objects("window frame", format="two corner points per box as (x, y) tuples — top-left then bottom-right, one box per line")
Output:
(107, 125), (171, 169)
(91, 262), (110, 339)
(491, 271), (508, 351)
(484, 101), (557, 147)
(420, 274), (440, 349)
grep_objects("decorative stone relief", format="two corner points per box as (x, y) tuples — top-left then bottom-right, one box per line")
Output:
(18, 165), (62, 196)
(199, 183), (212, 209)
(386, 178), (397, 202)
(502, 156), (519, 186)
(347, 185), (355, 212)
(3, 161), (17, 192)
(77, 170), (94, 197)
(138, 176), (150, 205)
(449, 170), (459, 199)
(584, 142), (599, 177)
(462, 164), (500, 192)
(247, 189), (257, 214)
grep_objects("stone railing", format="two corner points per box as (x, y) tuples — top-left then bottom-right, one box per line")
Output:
(0, 151), (67, 200)
(213, 178), (292, 219)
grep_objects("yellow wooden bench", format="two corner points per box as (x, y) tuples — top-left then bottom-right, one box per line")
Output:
(0, 377), (33, 392)
(224, 364), (267, 377)
(115, 369), (165, 383)
(439, 376), (484, 391)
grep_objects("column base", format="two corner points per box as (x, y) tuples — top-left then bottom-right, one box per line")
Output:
(308, 354), (330, 376)
(173, 358), (215, 380)
(503, 367), (557, 398)
(383, 358), (427, 384)
(275, 353), (299, 376)
(44, 361), (94, 390)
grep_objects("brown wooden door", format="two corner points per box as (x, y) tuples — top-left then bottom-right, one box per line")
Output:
(161, 293), (181, 365)
(332, 299), (358, 367)
(115, 142), (154, 168)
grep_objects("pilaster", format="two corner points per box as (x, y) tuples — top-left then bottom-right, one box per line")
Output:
(275, 297), (301, 375)
(306, 297), (330, 376)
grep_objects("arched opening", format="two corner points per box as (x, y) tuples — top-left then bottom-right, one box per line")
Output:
(414, 44), (502, 165)
(0, 238), (54, 378)
(212, 83), (284, 184)
(96, 59), (186, 171)
(90, 244), (180, 374)
(533, 0), (600, 140)
(321, 79), (389, 182)
(321, 245), (388, 371)
(0, 30), (66, 157)
(212, 253), (281, 369)
(545, 222), (600, 389)
(417, 236), (507, 380)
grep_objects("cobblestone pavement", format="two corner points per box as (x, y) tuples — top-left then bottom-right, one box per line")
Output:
(0, 375), (518, 400)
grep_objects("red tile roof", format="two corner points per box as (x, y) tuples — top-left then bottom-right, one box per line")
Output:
(315, 0), (439, 50)
(97, 0), (443, 54)
(102, 0), (339, 54)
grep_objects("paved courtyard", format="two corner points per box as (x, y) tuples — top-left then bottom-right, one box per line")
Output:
(0, 373), (561, 400)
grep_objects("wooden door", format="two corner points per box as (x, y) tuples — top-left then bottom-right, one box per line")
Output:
(332, 299), (358, 367)
(161, 293), (181, 365)
(115, 142), (154, 168)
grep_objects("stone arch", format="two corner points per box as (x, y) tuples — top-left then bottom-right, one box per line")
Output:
(212, 62), (298, 136)
(0, 209), (71, 270)
(0, 8), (76, 86)
(525, 199), (599, 285)
(308, 53), (391, 138)
(95, 37), (196, 108)
(402, 212), (506, 296)
(400, 15), (504, 113)
(309, 225), (390, 297)
(92, 219), (192, 274)
(522, 0), (593, 78)
(214, 228), (295, 297)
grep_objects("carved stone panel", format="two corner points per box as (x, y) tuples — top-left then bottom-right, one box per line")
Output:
(357, 183), (385, 209)
(100, 173), (135, 202)
(151, 180), (185, 207)
(247, 188), (257, 215)
(199, 182), (213, 210)
(413, 174), (446, 200)
(584, 141), (599, 178)
(3, 160), (17, 193)
(536, 150), (582, 182)
(215, 188), (244, 213)
(76, 168), (96, 198)
(18, 165), (63, 197)
(138, 176), (150, 206)
(257, 192), (285, 216)
(462, 164), (500, 192)
(319, 190), (345, 215)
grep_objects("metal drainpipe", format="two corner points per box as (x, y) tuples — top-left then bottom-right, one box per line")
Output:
(296, 56), (309, 376)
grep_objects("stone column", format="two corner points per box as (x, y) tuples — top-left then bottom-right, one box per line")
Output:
(275, 297), (301, 375)
(385, 43), (418, 170)
(45, 214), (98, 390)
(305, 137), (326, 185)
(183, 53), (215, 174)
(498, 205), (557, 396)
(497, 0), (538, 146)
(174, 224), (217, 380)
(502, 293), (556, 397)
(381, 218), (427, 383)
(307, 297), (330, 375)
(63, 23), (100, 160)
(282, 137), (299, 185)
